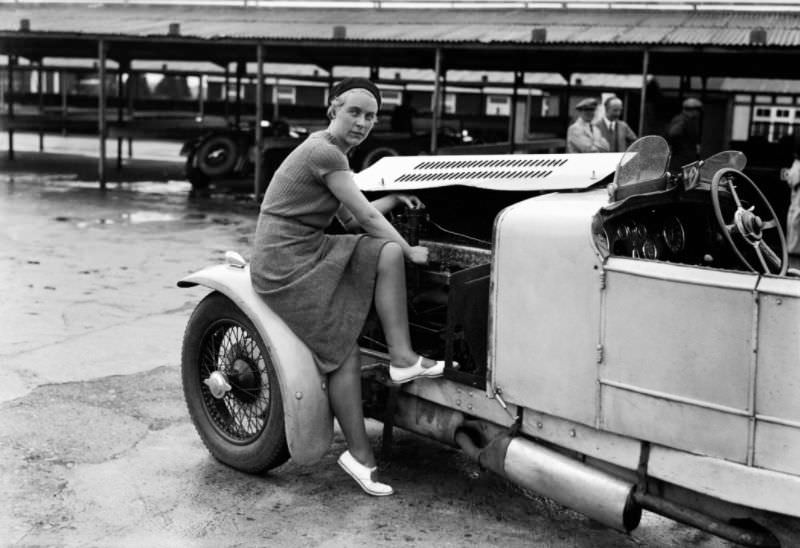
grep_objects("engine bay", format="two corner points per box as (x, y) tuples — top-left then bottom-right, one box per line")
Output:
(356, 166), (792, 389)
(358, 187), (520, 388)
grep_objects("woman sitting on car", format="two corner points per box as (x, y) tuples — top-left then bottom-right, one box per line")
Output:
(250, 77), (444, 497)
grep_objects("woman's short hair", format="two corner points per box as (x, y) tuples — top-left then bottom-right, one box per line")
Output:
(327, 88), (378, 120)
(326, 93), (346, 120)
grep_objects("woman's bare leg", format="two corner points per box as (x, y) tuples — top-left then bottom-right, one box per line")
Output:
(329, 344), (375, 467)
(374, 242), (434, 368)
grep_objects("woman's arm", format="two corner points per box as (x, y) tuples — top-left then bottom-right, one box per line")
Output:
(325, 171), (427, 264)
(371, 194), (423, 216)
(336, 192), (423, 234)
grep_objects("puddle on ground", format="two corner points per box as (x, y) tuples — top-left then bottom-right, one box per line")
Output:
(1, 176), (194, 196)
(7, 175), (257, 230)
(47, 180), (194, 196)
(54, 211), (214, 226)
(0, 173), (79, 184)
(122, 211), (183, 224)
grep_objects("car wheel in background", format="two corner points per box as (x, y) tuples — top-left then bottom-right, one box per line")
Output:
(360, 146), (399, 171)
(196, 134), (240, 178)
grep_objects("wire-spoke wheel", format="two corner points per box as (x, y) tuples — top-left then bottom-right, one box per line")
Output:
(182, 292), (289, 473)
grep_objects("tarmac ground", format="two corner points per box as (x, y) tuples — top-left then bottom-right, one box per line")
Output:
(0, 132), (757, 547)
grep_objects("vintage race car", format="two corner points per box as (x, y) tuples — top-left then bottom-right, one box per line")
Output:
(179, 136), (800, 546)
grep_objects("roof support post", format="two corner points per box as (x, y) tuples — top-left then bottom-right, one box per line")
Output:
(678, 74), (687, 105)
(116, 63), (126, 170)
(61, 68), (68, 129)
(700, 74), (707, 155)
(197, 72), (205, 120)
(224, 64), (230, 122)
(701, 74), (707, 103)
(37, 60), (44, 152)
(430, 47), (443, 155)
(98, 39), (107, 189)
(325, 72), (334, 115)
(638, 48), (649, 137)
(273, 77), (280, 120)
(235, 61), (243, 127)
(563, 72), (572, 142)
(7, 55), (16, 160)
(509, 70), (522, 153)
(127, 68), (135, 158)
(255, 43), (264, 199)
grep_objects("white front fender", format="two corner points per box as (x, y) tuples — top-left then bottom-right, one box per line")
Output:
(178, 263), (333, 465)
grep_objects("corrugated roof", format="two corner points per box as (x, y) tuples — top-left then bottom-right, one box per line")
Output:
(716, 77), (800, 94)
(3, 5), (800, 46)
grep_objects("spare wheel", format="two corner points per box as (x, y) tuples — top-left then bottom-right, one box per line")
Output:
(197, 135), (239, 177)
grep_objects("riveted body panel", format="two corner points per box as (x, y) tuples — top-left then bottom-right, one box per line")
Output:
(601, 259), (757, 462)
(754, 275), (800, 475)
(491, 189), (607, 427)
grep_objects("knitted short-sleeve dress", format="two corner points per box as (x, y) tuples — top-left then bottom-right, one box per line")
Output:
(250, 130), (389, 373)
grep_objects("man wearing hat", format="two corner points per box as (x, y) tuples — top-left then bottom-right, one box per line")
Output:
(597, 96), (637, 153)
(666, 97), (703, 170)
(567, 97), (609, 153)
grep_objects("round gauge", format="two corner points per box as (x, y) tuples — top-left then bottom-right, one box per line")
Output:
(662, 216), (686, 253)
(630, 222), (648, 245)
(642, 239), (659, 260)
(596, 228), (610, 256)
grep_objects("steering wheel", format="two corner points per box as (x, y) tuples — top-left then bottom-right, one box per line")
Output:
(710, 168), (787, 276)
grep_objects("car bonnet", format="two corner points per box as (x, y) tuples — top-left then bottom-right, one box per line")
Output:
(354, 153), (624, 193)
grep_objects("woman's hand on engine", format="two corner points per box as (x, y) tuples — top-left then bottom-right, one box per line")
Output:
(395, 194), (424, 210)
(406, 245), (429, 265)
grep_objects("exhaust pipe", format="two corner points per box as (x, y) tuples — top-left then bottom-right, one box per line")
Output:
(387, 394), (770, 543)
(384, 393), (640, 532)
(456, 429), (641, 533)
(388, 391), (466, 447)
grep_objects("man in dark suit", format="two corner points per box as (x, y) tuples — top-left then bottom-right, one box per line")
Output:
(597, 96), (637, 153)
(666, 97), (703, 170)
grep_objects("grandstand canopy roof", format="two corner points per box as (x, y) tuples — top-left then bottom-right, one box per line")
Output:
(2, 4), (800, 78)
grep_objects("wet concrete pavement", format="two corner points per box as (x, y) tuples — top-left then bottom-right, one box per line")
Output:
(0, 146), (736, 547)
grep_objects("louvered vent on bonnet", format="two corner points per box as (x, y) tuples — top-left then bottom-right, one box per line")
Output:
(354, 153), (624, 192)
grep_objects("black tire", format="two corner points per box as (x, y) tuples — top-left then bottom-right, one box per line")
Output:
(196, 134), (239, 177)
(181, 292), (289, 473)
(360, 146), (399, 171)
(185, 153), (210, 190)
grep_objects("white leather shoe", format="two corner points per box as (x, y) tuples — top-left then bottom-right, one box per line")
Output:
(389, 355), (446, 384)
(338, 451), (394, 496)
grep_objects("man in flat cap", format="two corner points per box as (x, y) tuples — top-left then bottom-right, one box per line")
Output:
(666, 97), (703, 171)
(597, 96), (637, 153)
(567, 97), (609, 153)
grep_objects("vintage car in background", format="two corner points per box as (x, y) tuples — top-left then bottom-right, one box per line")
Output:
(179, 118), (309, 191)
(179, 119), (474, 192)
(178, 136), (800, 546)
